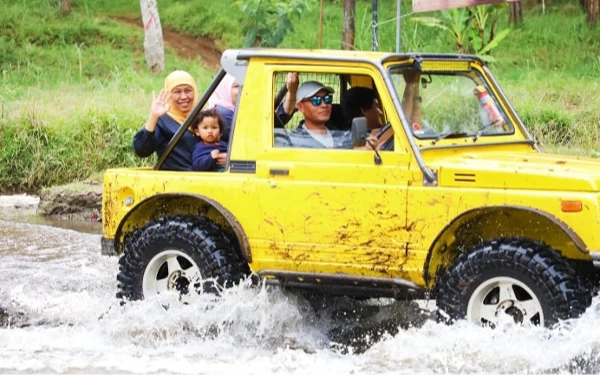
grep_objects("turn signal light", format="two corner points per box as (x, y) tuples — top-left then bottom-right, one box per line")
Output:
(561, 201), (582, 212)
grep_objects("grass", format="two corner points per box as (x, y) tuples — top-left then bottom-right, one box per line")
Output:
(0, 0), (599, 192)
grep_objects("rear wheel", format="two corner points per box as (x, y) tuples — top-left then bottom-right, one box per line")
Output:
(436, 238), (591, 328)
(116, 215), (248, 302)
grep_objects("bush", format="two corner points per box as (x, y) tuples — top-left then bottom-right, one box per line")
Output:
(0, 109), (152, 192)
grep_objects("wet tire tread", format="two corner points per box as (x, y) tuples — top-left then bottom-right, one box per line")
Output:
(116, 214), (248, 301)
(436, 237), (591, 326)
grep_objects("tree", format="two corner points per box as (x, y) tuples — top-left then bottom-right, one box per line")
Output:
(236, 0), (311, 47)
(341, 0), (356, 50)
(509, 1), (522, 26)
(412, 4), (510, 59)
(581, 0), (599, 26)
(139, 0), (165, 73)
(60, 0), (71, 15)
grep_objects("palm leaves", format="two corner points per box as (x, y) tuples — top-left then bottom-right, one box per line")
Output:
(412, 4), (510, 60)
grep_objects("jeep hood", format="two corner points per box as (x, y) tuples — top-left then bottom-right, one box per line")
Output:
(436, 152), (600, 192)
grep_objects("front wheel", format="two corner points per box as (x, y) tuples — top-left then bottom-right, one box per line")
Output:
(116, 215), (249, 302)
(436, 238), (591, 328)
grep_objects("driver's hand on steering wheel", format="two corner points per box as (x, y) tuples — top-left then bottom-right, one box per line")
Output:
(365, 135), (378, 150)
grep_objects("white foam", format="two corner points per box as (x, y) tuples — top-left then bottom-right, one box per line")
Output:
(0, 220), (598, 374)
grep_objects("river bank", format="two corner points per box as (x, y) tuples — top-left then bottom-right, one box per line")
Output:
(0, 179), (102, 230)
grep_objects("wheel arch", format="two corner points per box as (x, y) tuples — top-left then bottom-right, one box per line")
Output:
(113, 193), (251, 262)
(423, 205), (590, 287)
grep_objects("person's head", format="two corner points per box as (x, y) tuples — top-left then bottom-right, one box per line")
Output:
(295, 81), (335, 127)
(209, 73), (239, 111)
(164, 70), (197, 123)
(191, 108), (225, 144)
(342, 87), (383, 129)
(231, 80), (240, 105)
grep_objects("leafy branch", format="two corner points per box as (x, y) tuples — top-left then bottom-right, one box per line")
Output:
(235, 0), (313, 48)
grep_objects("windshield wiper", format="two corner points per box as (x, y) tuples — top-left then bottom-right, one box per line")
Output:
(472, 120), (505, 141)
(432, 131), (469, 145)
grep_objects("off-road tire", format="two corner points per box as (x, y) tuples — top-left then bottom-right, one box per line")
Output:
(436, 238), (591, 328)
(116, 214), (249, 301)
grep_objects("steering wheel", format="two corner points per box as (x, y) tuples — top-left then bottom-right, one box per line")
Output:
(375, 123), (394, 151)
(375, 123), (392, 139)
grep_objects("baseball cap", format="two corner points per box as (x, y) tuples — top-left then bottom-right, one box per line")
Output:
(296, 81), (335, 101)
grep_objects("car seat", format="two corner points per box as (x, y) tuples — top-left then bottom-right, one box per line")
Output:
(327, 104), (348, 131)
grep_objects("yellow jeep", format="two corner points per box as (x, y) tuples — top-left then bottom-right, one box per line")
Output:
(102, 49), (600, 328)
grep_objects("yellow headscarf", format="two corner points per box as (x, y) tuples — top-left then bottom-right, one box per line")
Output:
(164, 70), (198, 124)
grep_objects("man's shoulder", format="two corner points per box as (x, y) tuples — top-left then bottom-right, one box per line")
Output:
(289, 122), (307, 135)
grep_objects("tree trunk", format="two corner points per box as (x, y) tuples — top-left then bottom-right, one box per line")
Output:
(139, 0), (165, 73)
(509, 2), (523, 25)
(341, 0), (356, 50)
(60, 0), (71, 15)
(588, 0), (599, 27)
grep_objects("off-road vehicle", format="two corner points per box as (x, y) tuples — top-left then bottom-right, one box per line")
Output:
(102, 48), (600, 327)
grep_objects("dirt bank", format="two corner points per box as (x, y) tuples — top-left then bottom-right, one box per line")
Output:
(113, 16), (222, 69)
(36, 180), (102, 222)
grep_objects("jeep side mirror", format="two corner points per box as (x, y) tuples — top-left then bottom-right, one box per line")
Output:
(351, 117), (369, 147)
(351, 117), (382, 165)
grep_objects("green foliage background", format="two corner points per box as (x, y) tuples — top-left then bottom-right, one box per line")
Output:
(1, 0), (599, 192)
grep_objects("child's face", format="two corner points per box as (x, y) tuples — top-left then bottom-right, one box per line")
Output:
(194, 116), (221, 144)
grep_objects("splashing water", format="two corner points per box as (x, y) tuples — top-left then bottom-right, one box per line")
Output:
(0, 219), (599, 374)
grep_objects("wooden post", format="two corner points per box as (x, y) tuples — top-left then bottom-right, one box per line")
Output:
(319, 0), (324, 48)
(139, 0), (165, 73)
(396, 0), (401, 52)
(341, 0), (356, 50)
(588, 0), (599, 27)
(509, 1), (523, 25)
(372, 0), (378, 51)
(60, 0), (71, 15)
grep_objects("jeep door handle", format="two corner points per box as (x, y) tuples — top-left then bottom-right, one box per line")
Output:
(269, 168), (289, 176)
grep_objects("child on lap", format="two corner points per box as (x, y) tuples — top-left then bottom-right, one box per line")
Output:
(191, 108), (228, 172)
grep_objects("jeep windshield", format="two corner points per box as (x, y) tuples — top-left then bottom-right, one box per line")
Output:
(388, 64), (516, 143)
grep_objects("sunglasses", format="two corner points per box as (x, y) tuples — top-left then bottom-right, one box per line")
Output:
(304, 94), (333, 106)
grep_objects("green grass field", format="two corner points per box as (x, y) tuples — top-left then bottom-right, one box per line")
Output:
(0, 0), (599, 192)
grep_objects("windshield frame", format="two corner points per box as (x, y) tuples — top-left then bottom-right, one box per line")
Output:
(388, 63), (518, 145)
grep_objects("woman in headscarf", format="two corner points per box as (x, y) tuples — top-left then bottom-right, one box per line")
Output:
(208, 73), (239, 143)
(133, 70), (200, 171)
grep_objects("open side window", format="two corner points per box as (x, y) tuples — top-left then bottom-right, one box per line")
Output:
(271, 70), (391, 151)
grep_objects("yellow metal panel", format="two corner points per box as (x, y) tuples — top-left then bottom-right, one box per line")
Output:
(349, 75), (373, 88)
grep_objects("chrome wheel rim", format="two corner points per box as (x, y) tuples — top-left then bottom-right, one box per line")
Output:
(467, 276), (544, 328)
(143, 250), (203, 303)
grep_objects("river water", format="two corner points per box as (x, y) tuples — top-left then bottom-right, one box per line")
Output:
(1, 206), (599, 374)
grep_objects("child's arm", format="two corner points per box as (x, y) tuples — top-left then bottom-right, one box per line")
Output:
(192, 148), (219, 171)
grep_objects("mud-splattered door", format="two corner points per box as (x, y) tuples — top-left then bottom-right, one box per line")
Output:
(252, 148), (412, 279)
